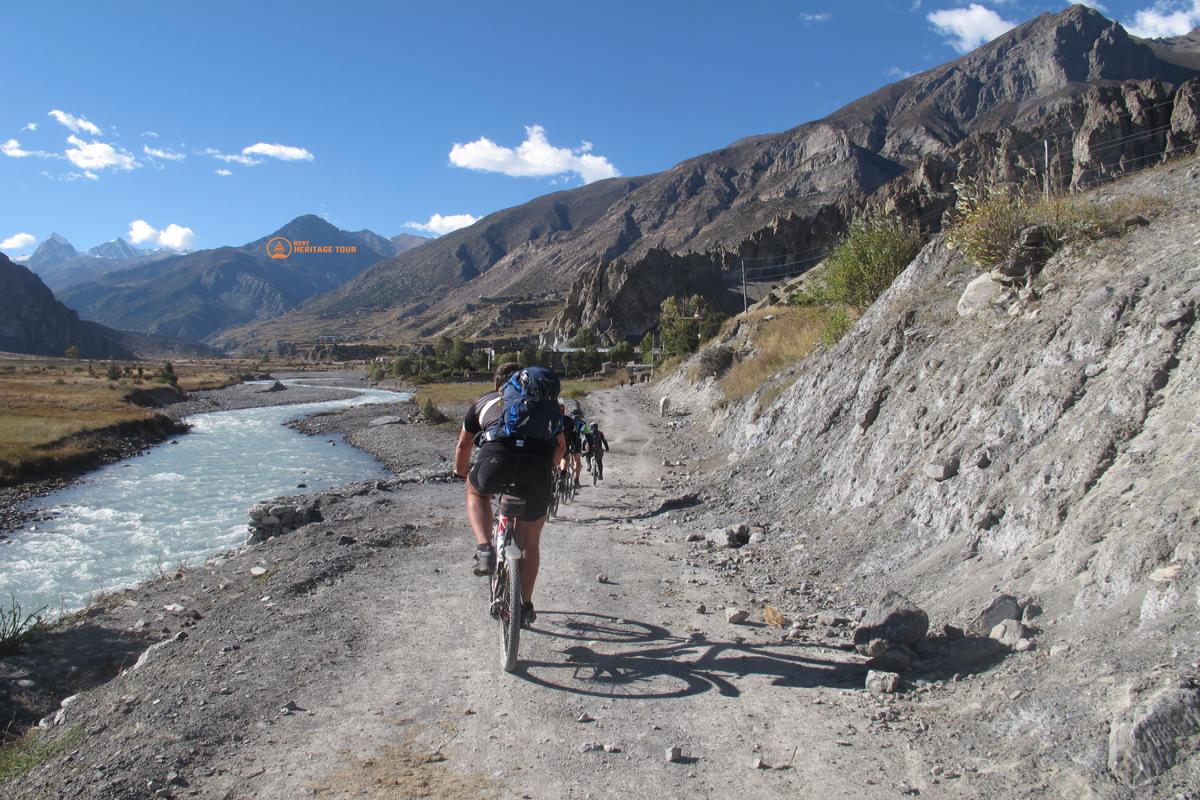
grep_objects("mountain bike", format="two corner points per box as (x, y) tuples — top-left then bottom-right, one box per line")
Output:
(588, 454), (601, 486)
(548, 470), (561, 518)
(489, 494), (526, 672)
(558, 466), (573, 506)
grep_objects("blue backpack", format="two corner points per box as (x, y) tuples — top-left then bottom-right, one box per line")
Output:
(485, 367), (563, 446)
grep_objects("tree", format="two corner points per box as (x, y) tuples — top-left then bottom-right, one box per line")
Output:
(608, 341), (635, 363)
(568, 328), (596, 348)
(106, 362), (121, 381)
(64, 345), (79, 360)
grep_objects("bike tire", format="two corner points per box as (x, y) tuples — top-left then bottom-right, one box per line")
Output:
(592, 467), (598, 486)
(501, 551), (522, 672)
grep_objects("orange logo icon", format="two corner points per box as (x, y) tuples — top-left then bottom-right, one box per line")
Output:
(267, 237), (293, 259)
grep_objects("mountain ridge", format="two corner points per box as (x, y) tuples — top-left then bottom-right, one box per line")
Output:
(218, 5), (1200, 354)
(57, 216), (400, 345)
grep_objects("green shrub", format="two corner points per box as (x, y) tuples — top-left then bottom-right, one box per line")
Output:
(812, 215), (924, 307)
(420, 397), (448, 424)
(0, 594), (45, 656)
(820, 306), (854, 347)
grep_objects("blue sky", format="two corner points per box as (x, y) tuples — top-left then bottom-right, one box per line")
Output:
(3, 1), (1197, 256)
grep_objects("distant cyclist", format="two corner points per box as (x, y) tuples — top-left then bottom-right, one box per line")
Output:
(583, 421), (610, 481)
(454, 363), (566, 626)
(563, 409), (585, 487)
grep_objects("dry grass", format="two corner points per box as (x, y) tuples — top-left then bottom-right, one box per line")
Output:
(948, 187), (1168, 269)
(0, 356), (241, 483)
(0, 727), (83, 782)
(721, 309), (826, 405)
(763, 606), (787, 628)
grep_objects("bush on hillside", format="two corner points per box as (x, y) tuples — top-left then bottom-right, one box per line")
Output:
(947, 184), (1165, 270)
(795, 215), (924, 307)
(693, 344), (734, 379)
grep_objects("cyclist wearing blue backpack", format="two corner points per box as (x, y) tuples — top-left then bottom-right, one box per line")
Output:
(454, 362), (566, 626)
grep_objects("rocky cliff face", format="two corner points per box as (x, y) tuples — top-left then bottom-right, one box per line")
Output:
(0, 253), (132, 358)
(659, 159), (1200, 791)
(0, 254), (220, 360)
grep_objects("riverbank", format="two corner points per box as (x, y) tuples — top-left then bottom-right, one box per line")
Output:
(0, 372), (372, 538)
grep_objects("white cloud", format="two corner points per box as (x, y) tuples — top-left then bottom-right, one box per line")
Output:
(128, 220), (158, 244)
(1, 139), (60, 159)
(128, 219), (194, 250)
(242, 142), (314, 161)
(799, 12), (832, 23)
(48, 109), (102, 136)
(1, 232), (37, 251)
(404, 213), (479, 236)
(449, 125), (620, 184)
(142, 130), (159, 138)
(928, 4), (1017, 53)
(143, 144), (186, 161)
(157, 224), (195, 250)
(2, 139), (33, 158)
(1072, 1), (1109, 12)
(21, 122), (37, 132)
(1126, 1), (1200, 38)
(65, 135), (138, 172)
(887, 66), (916, 78)
(201, 147), (261, 166)
(215, 168), (233, 176)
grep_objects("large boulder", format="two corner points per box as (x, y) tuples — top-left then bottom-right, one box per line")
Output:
(974, 593), (1022, 634)
(1108, 685), (1200, 786)
(853, 591), (929, 654)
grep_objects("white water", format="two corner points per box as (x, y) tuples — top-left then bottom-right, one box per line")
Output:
(0, 383), (409, 614)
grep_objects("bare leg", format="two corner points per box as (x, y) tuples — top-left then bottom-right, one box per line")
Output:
(465, 483), (492, 547)
(516, 516), (546, 603)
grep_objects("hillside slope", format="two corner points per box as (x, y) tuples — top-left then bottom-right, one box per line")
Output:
(0, 254), (217, 360)
(221, 6), (1198, 354)
(658, 158), (1200, 793)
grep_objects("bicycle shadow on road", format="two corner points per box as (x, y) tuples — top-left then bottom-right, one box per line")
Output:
(516, 611), (865, 700)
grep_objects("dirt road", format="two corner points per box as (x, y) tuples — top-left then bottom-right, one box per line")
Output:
(7, 386), (978, 799)
(215, 388), (945, 799)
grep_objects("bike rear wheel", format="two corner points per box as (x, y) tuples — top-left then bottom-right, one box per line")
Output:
(500, 551), (522, 672)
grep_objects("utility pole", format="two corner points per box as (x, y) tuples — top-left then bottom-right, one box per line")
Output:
(740, 257), (748, 314)
(1044, 139), (1051, 200)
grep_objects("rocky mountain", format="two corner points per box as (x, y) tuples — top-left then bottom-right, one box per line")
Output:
(26, 233), (80, 272)
(0, 253), (215, 360)
(389, 233), (429, 254)
(86, 237), (148, 260)
(208, 177), (649, 352)
(216, 5), (1199, 355)
(59, 216), (396, 345)
(23, 234), (171, 294)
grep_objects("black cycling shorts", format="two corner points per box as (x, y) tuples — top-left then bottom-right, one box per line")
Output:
(468, 446), (553, 521)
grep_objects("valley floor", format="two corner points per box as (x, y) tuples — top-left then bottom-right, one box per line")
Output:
(3, 383), (1108, 799)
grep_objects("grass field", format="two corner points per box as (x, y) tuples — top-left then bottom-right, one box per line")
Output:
(0, 355), (244, 484)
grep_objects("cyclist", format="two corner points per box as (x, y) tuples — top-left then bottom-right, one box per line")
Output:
(564, 409), (585, 487)
(583, 421), (610, 481)
(454, 362), (565, 627)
